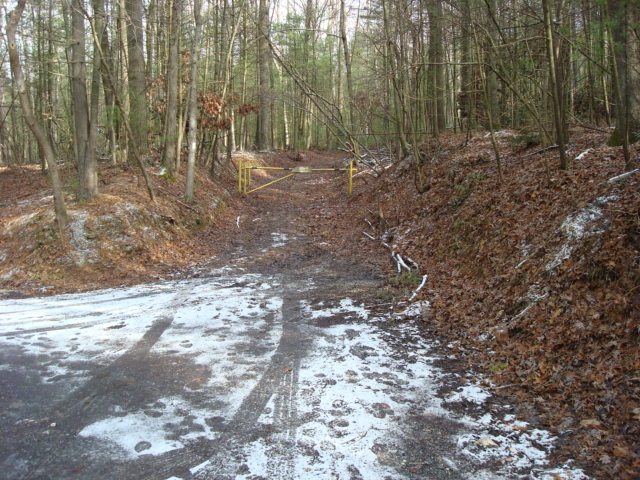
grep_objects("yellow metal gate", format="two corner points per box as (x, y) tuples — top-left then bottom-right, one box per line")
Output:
(238, 161), (356, 195)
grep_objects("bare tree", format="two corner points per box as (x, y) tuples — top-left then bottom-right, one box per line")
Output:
(7, 0), (68, 233)
(162, 0), (181, 175)
(256, 0), (272, 150)
(543, 0), (568, 169)
(185, 0), (203, 203)
(69, 0), (99, 200)
(125, 0), (148, 161)
(607, 0), (639, 169)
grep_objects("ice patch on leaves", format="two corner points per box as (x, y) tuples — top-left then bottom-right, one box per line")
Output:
(445, 384), (491, 404)
(400, 300), (431, 317)
(260, 232), (291, 252)
(68, 211), (99, 266)
(458, 413), (588, 479)
(546, 196), (616, 271)
(301, 298), (369, 320)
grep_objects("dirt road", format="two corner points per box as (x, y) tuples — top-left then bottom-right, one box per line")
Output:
(0, 155), (586, 479)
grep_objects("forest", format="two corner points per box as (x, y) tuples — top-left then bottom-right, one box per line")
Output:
(1, 0), (639, 212)
(0, 0), (639, 478)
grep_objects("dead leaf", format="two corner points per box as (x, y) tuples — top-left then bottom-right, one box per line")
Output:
(580, 418), (601, 428)
(599, 454), (612, 464)
(475, 437), (499, 447)
(613, 445), (633, 459)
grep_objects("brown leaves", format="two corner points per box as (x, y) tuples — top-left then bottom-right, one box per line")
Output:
(197, 93), (258, 132)
(312, 130), (640, 478)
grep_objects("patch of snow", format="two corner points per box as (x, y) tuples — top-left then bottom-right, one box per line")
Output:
(270, 232), (289, 247)
(189, 460), (211, 475)
(116, 203), (141, 216)
(258, 232), (292, 252)
(400, 300), (431, 317)
(0, 267), (21, 281)
(235, 316), (441, 480)
(458, 415), (589, 479)
(0, 271), (588, 479)
(80, 411), (186, 458)
(484, 130), (513, 137)
(546, 195), (616, 271)
(301, 298), (369, 320)
(3, 210), (44, 234)
(446, 385), (491, 404)
(511, 284), (549, 320)
(68, 211), (99, 266)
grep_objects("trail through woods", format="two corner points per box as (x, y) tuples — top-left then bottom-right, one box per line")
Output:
(0, 152), (590, 479)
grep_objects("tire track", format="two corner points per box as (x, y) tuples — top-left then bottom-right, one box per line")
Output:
(188, 293), (306, 480)
(1, 284), (196, 480)
(88, 293), (306, 480)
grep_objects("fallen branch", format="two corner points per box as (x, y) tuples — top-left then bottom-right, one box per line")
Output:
(392, 252), (402, 272)
(409, 274), (428, 301)
(158, 187), (198, 211)
(364, 218), (375, 231)
(394, 252), (411, 271)
(405, 256), (419, 270)
(361, 213), (427, 302)
(523, 144), (559, 157)
(608, 168), (639, 183)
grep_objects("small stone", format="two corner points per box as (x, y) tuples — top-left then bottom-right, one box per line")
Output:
(134, 441), (152, 453)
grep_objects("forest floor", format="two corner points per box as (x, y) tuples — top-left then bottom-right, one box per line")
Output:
(0, 129), (638, 478)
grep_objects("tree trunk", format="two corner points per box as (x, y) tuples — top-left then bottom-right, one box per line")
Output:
(116, 0), (130, 161)
(185, 0), (203, 202)
(427, 0), (445, 135)
(7, 0), (68, 233)
(484, 0), (500, 130)
(125, 0), (147, 163)
(162, 0), (181, 175)
(0, 68), (9, 165)
(607, 0), (640, 169)
(459, 0), (476, 132)
(256, 0), (272, 150)
(340, 0), (355, 131)
(146, 0), (155, 79)
(99, 14), (118, 160)
(542, 0), (568, 170)
(69, 0), (96, 200)
(85, 0), (104, 198)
